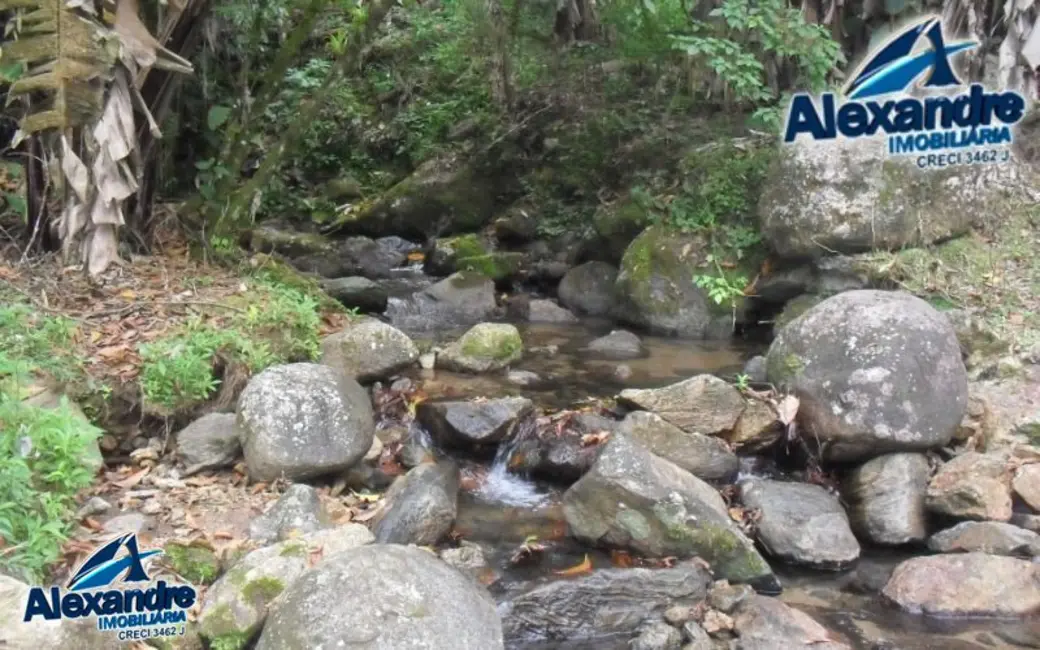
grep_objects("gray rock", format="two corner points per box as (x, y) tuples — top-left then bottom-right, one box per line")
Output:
(528, 299), (579, 323)
(732, 595), (851, 650)
(619, 411), (738, 481)
(766, 290), (968, 461)
(682, 621), (714, 650)
(376, 235), (421, 257)
(198, 525), (373, 645)
(417, 397), (534, 453)
(614, 226), (714, 338)
(507, 429), (604, 482)
(294, 235), (402, 278)
(739, 479), (860, 570)
(0, 575), (114, 649)
(618, 374), (746, 436)
(926, 452), (1013, 521)
(237, 363), (375, 482)
(882, 553), (1040, 617)
(558, 261), (618, 316)
(742, 356), (768, 384)
(256, 545), (504, 650)
(1012, 513), (1040, 533)
(632, 621), (683, 650)
(927, 521), (1040, 557)
(436, 323), (524, 373)
(1013, 463), (1040, 511)
(843, 453), (930, 545)
(728, 400), (782, 453)
(176, 413), (242, 476)
(320, 276), (388, 312)
(248, 484), (330, 545)
(439, 541), (489, 578)
(75, 496), (111, 519)
(708, 581), (754, 614)
(320, 317), (419, 382)
(759, 135), (1015, 259)
(563, 434), (777, 590)
(385, 271), (497, 331)
(103, 512), (149, 535)
(372, 462), (459, 545)
(500, 562), (712, 646)
(587, 329), (644, 359)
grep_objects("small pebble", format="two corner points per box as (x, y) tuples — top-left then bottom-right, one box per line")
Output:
(75, 496), (112, 519)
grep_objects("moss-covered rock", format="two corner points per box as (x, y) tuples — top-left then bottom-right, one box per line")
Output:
(198, 525), (373, 648)
(592, 196), (651, 263)
(774, 294), (824, 332)
(758, 137), (1023, 260)
(249, 227), (334, 259)
(562, 433), (777, 590)
(333, 155), (500, 239)
(613, 225), (714, 338)
(436, 323), (523, 373)
(324, 176), (364, 201)
(165, 542), (220, 585)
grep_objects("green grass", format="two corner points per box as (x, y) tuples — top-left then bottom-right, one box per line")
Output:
(139, 275), (325, 413)
(855, 198), (1040, 350)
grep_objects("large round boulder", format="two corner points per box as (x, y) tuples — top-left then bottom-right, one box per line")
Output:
(613, 226), (715, 337)
(256, 544), (504, 650)
(758, 136), (1015, 259)
(237, 363), (375, 482)
(320, 317), (419, 382)
(766, 290), (968, 461)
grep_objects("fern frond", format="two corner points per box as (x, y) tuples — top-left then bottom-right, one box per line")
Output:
(0, 0), (118, 135)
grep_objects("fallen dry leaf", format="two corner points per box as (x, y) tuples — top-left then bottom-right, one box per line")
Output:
(774, 395), (799, 426)
(553, 554), (592, 577)
(114, 467), (150, 489)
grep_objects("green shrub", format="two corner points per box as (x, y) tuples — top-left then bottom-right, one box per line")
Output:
(0, 381), (100, 582)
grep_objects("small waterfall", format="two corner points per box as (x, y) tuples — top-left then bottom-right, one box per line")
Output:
(473, 419), (550, 508)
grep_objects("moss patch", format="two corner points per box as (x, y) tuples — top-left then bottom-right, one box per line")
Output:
(209, 631), (252, 650)
(165, 543), (220, 585)
(458, 326), (523, 360)
(242, 576), (286, 605)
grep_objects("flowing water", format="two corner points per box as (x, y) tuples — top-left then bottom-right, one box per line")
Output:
(387, 302), (1038, 650)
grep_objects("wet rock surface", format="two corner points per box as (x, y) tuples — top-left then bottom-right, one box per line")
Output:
(587, 329), (644, 359)
(386, 271), (498, 331)
(417, 397), (534, 453)
(558, 261), (618, 316)
(732, 595), (851, 650)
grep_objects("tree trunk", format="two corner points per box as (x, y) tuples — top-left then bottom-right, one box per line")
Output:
(554, 0), (600, 43)
(486, 0), (514, 109)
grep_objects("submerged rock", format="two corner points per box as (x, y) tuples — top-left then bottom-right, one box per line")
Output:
(562, 434), (777, 590)
(732, 595), (851, 650)
(739, 479), (860, 570)
(526, 298), (579, 323)
(237, 364), (374, 482)
(843, 453), (930, 545)
(587, 329), (644, 359)
(320, 317), (418, 382)
(256, 545), (504, 649)
(437, 323), (524, 373)
(176, 412), (241, 476)
(618, 374), (746, 436)
(613, 226), (715, 337)
(927, 521), (1040, 557)
(925, 452), (1013, 521)
(385, 271), (497, 331)
(558, 261), (618, 316)
(372, 461), (459, 546)
(882, 553), (1040, 617)
(766, 290), (968, 461)
(500, 562), (712, 646)
(618, 411), (738, 481)
(416, 397), (534, 453)
(248, 484), (330, 545)
(198, 525), (373, 648)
